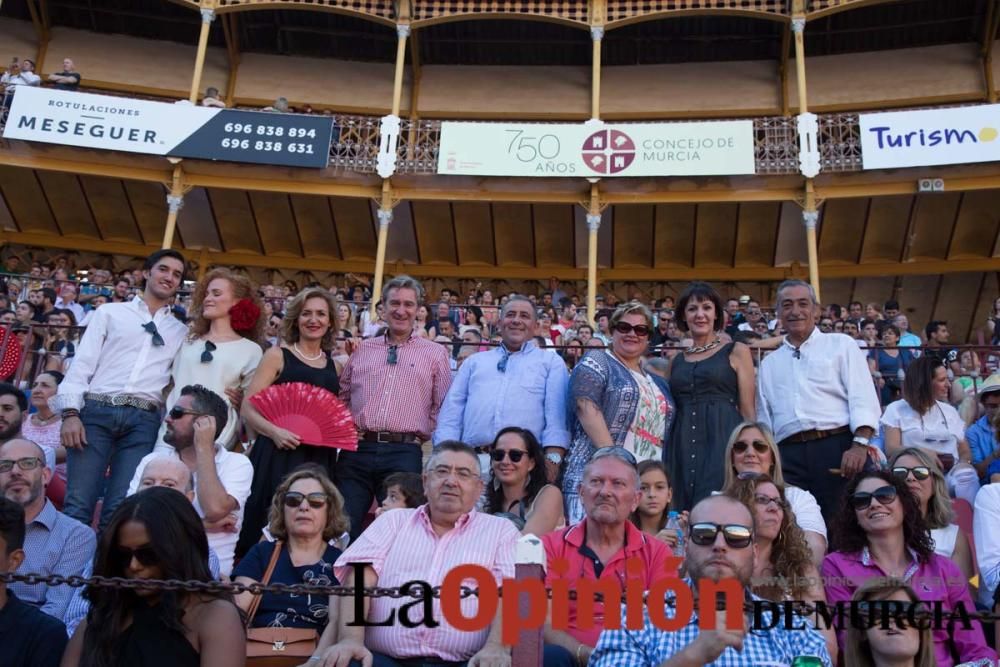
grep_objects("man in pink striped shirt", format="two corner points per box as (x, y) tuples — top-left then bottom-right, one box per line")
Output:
(336, 275), (453, 540)
(317, 441), (519, 667)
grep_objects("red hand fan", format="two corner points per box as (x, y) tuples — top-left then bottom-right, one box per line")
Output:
(249, 382), (358, 450)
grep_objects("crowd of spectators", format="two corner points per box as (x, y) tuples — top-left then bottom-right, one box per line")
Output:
(1, 248), (1000, 667)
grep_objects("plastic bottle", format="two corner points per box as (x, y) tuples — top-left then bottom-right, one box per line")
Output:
(665, 510), (685, 558)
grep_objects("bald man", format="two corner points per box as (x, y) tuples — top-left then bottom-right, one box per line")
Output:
(0, 438), (94, 620)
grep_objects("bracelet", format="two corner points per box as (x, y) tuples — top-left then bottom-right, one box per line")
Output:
(61, 410), (80, 419)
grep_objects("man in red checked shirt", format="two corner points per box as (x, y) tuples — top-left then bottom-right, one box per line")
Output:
(336, 275), (452, 541)
(541, 446), (674, 667)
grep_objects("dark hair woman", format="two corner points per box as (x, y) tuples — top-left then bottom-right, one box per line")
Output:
(485, 426), (564, 535)
(665, 281), (756, 512)
(821, 471), (994, 667)
(61, 487), (244, 667)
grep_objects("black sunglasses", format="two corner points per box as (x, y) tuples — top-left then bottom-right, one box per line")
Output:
(116, 544), (159, 567)
(284, 491), (328, 509)
(201, 340), (216, 364)
(689, 522), (754, 549)
(890, 466), (931, 482)
(850, 485), (898, 511)
(613, 322), (651, 337)
(733, 440), (770, 455)
(490, 449), (526, 463)
(168, 407), (204, 420)
(387, 345), (398, 366)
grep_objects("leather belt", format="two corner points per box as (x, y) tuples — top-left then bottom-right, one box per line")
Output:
(779, 426), (851, 445)
(361, 430), (421, 444)
(84, 392), (159, 412)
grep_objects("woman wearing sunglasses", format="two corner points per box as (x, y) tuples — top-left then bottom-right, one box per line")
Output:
(821, 471), (995, 666)
(721, 421), (828, 566)
(563, 303), (674, 523)
(724, 474), (838, 661)
(62, 486), (244, 667)
(887, 447), (977, 585)
(484, 426), (564, 535)
(233, 467), (348, 645)
(844, 578), (935, 667)
(666, 282), (755, 512)
(153, 268), (265, 454)
(880, 355), (979, 506)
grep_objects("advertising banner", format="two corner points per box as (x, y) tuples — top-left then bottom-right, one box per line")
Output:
(2, 87), (333, 168)
(437, 120), (756, 177)
(860, 104), (1000, 170)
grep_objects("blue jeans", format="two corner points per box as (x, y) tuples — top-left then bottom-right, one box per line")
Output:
(64, 401), (161, 529)
(335, 440), (422, 541)
(543, 644), (576, 667)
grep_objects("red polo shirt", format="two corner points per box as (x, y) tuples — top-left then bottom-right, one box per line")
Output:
(542, 520), (675, 646)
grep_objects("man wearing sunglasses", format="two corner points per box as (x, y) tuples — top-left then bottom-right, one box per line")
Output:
(591, 495), (831, 666)
(757, 279), (881, 527)
(54, 249), (187, 531)
(542, 447), (673, 667)
(435, 296), (569, 483)
(0, 438), (95, 621)
(125, 385), (251, 577)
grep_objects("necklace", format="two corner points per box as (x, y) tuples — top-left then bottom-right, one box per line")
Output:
(32, 412), (59, 425)
(686, 338), (722, 355)
(292, 343), (324, 361)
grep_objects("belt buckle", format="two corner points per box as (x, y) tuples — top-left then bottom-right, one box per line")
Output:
(110, 394), (127, 407)
(376, 432), (390, 444)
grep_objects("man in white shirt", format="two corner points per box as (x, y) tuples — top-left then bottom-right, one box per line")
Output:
(973, 482), (1000, 609)
(757, 279), (881, 527)
(0, 58), (41, 92)
(53, 249), (187, 529)
(127, 386), (252, 576)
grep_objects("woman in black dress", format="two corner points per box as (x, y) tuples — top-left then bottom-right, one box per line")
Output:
(62, 487), (243, 667)
(666, 282), (756, 511)
(236, 287), (341, 558)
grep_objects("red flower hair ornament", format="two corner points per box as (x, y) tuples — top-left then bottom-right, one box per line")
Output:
(229, 298), (261, 334)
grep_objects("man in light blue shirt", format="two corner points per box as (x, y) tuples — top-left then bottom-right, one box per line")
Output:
(434, 296), (570, 482)
(894, 313), (922, 350)
(967, 377), (1000, 485)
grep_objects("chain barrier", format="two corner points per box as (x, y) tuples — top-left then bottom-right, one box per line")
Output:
(5, 571), (1000, 623)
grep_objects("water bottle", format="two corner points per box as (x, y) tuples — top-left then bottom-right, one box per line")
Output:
(665, 511), (685, 558)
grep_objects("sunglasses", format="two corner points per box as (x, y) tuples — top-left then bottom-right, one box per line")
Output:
(115, 544), (159, 567)
(201, 340), (216, 364)
(613, 322), (651, 337)
(387, 345), (398, 366)
(890, 466), (931, 482)
(0, 457), (43, 473)
(168, 407), (204, 420)
(284, 491), (328, 509)
(689, 522), (754, 549)
(591, 445), (638, 468)
(733, 440), (770, 455)
(850, 485), (898, 511)
(490, 449), (526, 463)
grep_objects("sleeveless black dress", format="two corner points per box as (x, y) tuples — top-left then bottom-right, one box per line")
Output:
(112, 603), (199, 667)
(666, 342), (743, 511)
(236, 348), (340, 558)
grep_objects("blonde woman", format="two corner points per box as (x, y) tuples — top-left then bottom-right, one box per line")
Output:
(236, 287), (341, 558)
(334, 301), (357, 337)
(153, 268), (265, 453)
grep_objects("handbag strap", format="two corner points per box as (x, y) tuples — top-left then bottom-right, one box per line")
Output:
(245, 540), (283, 630)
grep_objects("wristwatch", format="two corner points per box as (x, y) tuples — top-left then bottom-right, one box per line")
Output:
(545, 452), (564, 465)
(852, 436), (871, 447)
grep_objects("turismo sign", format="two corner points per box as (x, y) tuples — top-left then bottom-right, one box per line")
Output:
(860, 104), (1000, 170)
(437, 120), (756, 177)
(2, 87), (333, 168)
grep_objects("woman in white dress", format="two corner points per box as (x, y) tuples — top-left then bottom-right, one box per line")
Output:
(888, 446), (977, 587)
(720, 421), (828, 567)
(153, 268), (265, 453)
(881, 355), (979, 506)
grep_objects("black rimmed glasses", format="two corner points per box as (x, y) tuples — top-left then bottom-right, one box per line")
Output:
(613, 322), (651, 337)
(283, 492), (329, 509)
(201, 340), (216, 363)
(753, 494), (787, 511)
(142, 321), (165, 347)
(688, 522), (754, 549)
(168, 407), (205, 420)
(0, 457), (43, 473)
(850, 485), (898, 511)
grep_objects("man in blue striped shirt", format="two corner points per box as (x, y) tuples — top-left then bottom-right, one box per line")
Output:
(590, 495), (831, 666)
(434, 296), (569, 481)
